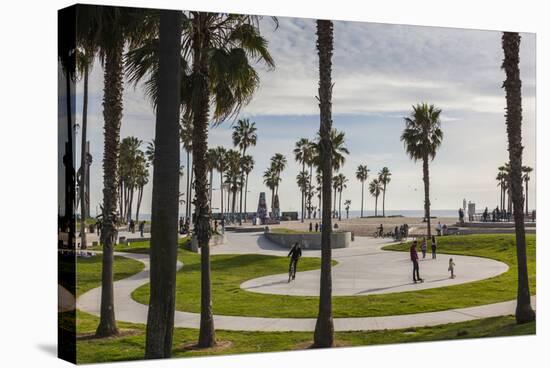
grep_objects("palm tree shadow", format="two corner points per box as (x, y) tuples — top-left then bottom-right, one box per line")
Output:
(354, 283), (412, 295)
(243, 279), (289, 289)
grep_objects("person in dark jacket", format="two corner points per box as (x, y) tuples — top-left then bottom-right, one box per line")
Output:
(431, 235), (437, 259)
(287, 242), (302, 282)
(139, 221), (145, 238)
(410, 241), (423, 283)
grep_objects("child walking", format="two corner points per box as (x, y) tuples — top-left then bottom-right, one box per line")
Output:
(448, 258), (456, 279)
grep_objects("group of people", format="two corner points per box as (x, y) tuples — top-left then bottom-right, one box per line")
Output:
(127, 219), (146, 237)
(392, 224), (409, 241)
(435, 221), (448, 236)
(409, 237), (455, 283)
(308, 222), (324, 232)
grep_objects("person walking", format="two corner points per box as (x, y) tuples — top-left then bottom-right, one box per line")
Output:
(431, 235), (437, 259)
(315, 222), (319, 232)
(421, 237), (427, 259)
(139, 221), (145, 238)
(309, 222), (313, 232)
(448, 258), (456, 279)
(410, 241), (423, 283)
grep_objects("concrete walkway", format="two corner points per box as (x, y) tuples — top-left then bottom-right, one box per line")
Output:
(77, 232), (533, 332)
(233, 233), (508, 296)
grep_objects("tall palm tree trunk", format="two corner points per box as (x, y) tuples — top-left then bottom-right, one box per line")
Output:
(422, 156), (432, 237)
(301, 162), (305, 223)
(502, 31), (535, 323)
(192, 13), (216, 347)
(187, 161), (194, 221)
(332, 189), (337, 218)
(238, 148), (247, 225)
(382, 183), (387, 217)
(360, 181), (364, 218)
(219, 171), (224, 216)
(185, 151), (190, 219)
(338, 190), (342, 221)
(209, 169), (213, 209)
(127, 187), (134, 223)
(244, 173), (249, 219)
(374, 195), (378, 216)
(308, 165), (314, 219)
(96, 38), (124, 338)
(135, 185), (143, 223)
(79, 61), (89, 249)
(313, 19), (334, 348)
(145, 10), (182, 358)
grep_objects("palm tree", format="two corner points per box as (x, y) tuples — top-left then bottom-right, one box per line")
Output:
(232, 118), (258, 224)
(501, 31), (535, 324)
(134, 152), (149, 223)
(496, 166), (507, 212)
(76, 44), (95, 249)
(263, 167), (279, 209)
(270, 153), (287, 196)
(77, 5), (148, 338)
(241, 155), (255, 218)
(378, 167), (392, 217)
(294, 138), (314, 222)
(401, 103), (444, 238)
(144, 9), (182, 358)
(356, 164), (369, 218)
(332, 175), (339, 218)
(329, 129), (350, 171)
(213, 146), (227, 217)
(119, 136), (142, 223)
(180, 118), (193, 220)
(145, 140), (155, 165)
(369, 179), (383, 216)
(522, 166), (533, 215)
(297, 170), (310, 213)
(334, 173), (348, 221)
(224, 149), (242, 219)
(313, 18), (334, 348)
(344, 200), (351, 219)
(206, 148), (218, 209)
(188, 13), (276, 349)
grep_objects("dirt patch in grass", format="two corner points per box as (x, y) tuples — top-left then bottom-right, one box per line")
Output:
(293, 340), (352, 350)
(77, 329), (141, 341)
(176, 340), (233, 353)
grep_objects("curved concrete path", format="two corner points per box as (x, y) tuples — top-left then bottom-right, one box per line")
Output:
(236, 233), (508, 296)
(77, 234), (535, 331)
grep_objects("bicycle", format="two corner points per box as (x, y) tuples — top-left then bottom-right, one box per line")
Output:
(288, 258), (298, 282)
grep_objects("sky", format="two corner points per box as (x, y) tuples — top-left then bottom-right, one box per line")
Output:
(74, 15), (536, 217)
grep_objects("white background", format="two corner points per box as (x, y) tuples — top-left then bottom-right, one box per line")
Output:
(0, 0), (547, 367)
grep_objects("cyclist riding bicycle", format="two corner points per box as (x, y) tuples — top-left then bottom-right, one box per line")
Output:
(287, 242), (302, 282)
(377, 224), (384, 237)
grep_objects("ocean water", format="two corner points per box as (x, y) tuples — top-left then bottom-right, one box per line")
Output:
(134, 209), (459, 221)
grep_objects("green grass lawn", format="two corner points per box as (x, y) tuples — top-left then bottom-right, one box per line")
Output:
(59, 253), (144, 297)
(75, 255), (144, 297)
(132, 234), (535, 318)
(89, 237), (190, 254)
(72, 310), (534, 364)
